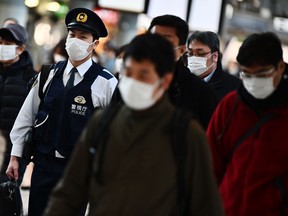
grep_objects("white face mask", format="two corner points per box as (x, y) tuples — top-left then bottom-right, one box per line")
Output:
(65, 38), (95, 61)
(0, 45), (18, 61)
(115, 58), (123, 73)
(242, 76), (275, 99)
(187, 53), (214, 76)
(118, 75), (164, 110)
(53, 54), (67, 62)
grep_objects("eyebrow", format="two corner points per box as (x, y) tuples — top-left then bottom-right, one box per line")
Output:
(187, 47), (208, 52)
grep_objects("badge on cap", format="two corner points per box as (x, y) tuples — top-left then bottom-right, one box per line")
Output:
(76, 13), (88, 23)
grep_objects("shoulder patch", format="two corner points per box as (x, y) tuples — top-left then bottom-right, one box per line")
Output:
(99, 69), (113, 80)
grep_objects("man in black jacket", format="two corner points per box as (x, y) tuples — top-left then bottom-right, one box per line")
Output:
(0, 23), (36, 185)
(148, 15), (218, 129)
(187, 31), (241, 102)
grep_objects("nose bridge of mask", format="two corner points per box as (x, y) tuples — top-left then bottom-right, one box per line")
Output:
(188, 55), (207, 65)
(242, 75), (275, 99)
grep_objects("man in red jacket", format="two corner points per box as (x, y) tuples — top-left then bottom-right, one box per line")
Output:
(207, 32), (288, 215)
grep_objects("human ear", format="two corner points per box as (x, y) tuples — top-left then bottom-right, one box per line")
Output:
(16, 45), (25, 55)
(179, 45), (187, 57)
(161, 73), (174, 90)
(213, 51), (219, 63)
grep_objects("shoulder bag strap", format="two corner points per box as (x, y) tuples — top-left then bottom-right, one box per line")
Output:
(171, 109), (191, 216)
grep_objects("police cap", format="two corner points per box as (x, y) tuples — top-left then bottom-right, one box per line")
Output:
(65, 8), (108, 38)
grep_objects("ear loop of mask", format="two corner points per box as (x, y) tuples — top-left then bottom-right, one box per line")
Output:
(206, 52), (216, 68)
(87, 40), (98, 55)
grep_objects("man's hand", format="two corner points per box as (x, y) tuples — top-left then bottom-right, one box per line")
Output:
(6, 156), (20, 180)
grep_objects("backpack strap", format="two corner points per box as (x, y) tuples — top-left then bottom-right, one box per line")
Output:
(38, 64), (52, 99)
(231, 112), (275, 155)
(89, 101), (123, 184)
(171, 109), (192, 216)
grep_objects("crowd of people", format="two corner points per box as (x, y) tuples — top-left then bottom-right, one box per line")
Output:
(0, 6), (287, 216)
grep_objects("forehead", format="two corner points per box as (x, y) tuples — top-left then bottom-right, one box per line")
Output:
(240, 64), (274, 73)
(125, 57), (158, 75)
(68, 29), (92, 36)
(188, 39), (209, 50)
(151, 25), (177, 38)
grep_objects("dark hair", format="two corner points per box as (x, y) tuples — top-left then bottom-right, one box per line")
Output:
(187, 31), (220, 53)
(124, 34), (175, 77)
(187, 31), (222, 68)
(148, 15), (188, 46)
(236, 32), (283, 68)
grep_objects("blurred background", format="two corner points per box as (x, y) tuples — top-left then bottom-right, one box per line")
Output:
(1, 0), (288, 73)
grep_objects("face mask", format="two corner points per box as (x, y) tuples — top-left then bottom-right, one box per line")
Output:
(115, 58), (123, 73)
(0, 45), (18, 61)
(53, 54), (67, 62)
(187, 53), (214, 76)
(242, 76), (275, 99)
(65, 38), (95, 61)
(118, 75), (164, 110)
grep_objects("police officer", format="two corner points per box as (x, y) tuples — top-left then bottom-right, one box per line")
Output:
(6, 8), (118, 216)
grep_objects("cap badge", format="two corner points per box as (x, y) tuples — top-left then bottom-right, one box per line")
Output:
(76, 13), (88, 23)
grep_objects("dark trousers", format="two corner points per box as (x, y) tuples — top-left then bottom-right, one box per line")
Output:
(28, 152), (87, 216)
(28, 152), (68, 216)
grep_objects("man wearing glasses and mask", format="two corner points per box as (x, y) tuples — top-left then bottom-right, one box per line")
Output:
(207, 32), (288, 215)
(187, 31), (241, 102)
(148, 15), (218, 129)
(6, 8), (117, 216)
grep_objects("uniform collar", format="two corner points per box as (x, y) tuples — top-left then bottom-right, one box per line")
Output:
(65, 58), (93, 77)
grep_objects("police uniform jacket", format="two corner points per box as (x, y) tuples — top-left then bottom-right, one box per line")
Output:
(10, 58), (118, 158)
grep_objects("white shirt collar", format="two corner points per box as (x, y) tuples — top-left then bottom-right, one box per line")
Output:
(65, 58), (93, 77)
(204, 69), (216, 82)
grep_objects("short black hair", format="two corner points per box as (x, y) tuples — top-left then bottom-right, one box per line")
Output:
(187, 31), (220, 53)
(124, 34), (175, 77)
(236, 32), (283, 68)
(148, 15), (188, 46)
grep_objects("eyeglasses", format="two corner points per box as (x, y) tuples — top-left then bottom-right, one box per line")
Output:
(186, 51), (211, 57)
(240, 67), (276, 79)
